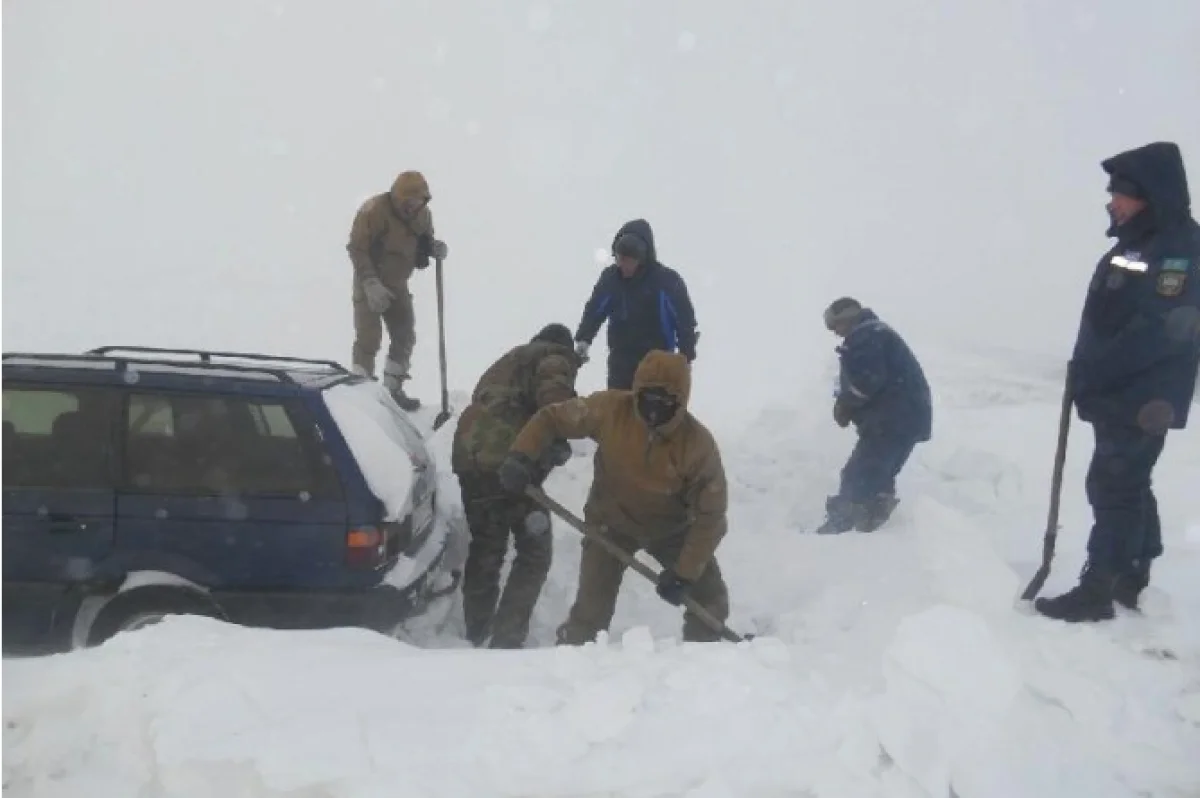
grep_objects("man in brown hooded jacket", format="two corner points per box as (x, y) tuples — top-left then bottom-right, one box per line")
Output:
(346, 170), (447, 411)
(496, 350), (731, 644)
(451, 323), (580, 648)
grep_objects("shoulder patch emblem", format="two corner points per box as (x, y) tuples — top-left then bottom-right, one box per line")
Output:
(1156, 270), (1187, 297)
(1161, 258), (1191, 273)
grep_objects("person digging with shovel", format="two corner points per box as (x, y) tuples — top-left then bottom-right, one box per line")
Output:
(496, 349), (732, 644)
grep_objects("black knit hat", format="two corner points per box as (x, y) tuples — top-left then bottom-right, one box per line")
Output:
(823, 297), (862, 330)
(533, 323), (574, 349)
(1107, 174), (1146, 200)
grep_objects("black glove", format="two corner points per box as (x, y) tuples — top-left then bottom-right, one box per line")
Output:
(655, 568), (692, 606)
(547, 438), (572, 467)
(415, 234), (433, 269)
(833, 399), (853, 428)
(497, 452), (538, 494)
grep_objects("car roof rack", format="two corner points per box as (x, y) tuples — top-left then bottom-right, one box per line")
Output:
(3, 347), (352, 387)
(87, 346), (349, 373)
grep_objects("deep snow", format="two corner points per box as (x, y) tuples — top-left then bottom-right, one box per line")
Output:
(5, 347), (1200, 798)
(6, 2), (1200, 795)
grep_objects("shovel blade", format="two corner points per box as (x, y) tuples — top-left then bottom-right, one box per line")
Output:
(1019, 564), (1051, 602)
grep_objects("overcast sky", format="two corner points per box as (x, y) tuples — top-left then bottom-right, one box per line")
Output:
(5, 0), (1198, 411)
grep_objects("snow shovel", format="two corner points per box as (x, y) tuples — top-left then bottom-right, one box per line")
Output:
(431, 255), (453, 431)
(1019, 381), (1073, 601)
(526, 486), (750, 643)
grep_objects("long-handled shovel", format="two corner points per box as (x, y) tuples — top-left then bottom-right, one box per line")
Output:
(431, 255), (453, 431)
(526, 486), (751, 643)
(1020, 381), (1073, 601)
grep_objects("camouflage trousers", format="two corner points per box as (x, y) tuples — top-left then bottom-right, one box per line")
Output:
(557, 525), (730, 645)
(351, 286), (415, 378)
(458, 472), (552, 648)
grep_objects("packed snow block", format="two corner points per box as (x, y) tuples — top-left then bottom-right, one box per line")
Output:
(870, 604), (1023, 797)
(910, 496), (1020, 614)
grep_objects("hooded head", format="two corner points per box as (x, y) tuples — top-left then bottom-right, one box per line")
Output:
(611, 219), (658, 277)
(631, 350), (691, 433)
(532, 322), (574, 350)
(390, 171), (432, 218)
(1101, 142), (1192, 233)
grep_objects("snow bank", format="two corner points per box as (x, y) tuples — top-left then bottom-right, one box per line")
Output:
(322, 381), (417, 521)
(6, 611), (1199, 798)
(6, 352), (1200, 797)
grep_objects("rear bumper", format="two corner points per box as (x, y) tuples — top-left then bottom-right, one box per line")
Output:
(216, 544), (455, 633)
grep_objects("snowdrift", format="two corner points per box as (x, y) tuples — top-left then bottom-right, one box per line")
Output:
(5, 350), (1200, 797)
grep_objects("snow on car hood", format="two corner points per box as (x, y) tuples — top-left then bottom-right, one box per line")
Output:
(322, 381), (416, 522)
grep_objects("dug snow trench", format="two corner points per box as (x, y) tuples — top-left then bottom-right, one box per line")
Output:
(5, 353), (1200, 797)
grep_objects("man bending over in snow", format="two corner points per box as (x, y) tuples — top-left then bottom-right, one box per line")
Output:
(817, 298), (932, 535)
(450, 323), (581, 648)
(496, 350), (731, 644)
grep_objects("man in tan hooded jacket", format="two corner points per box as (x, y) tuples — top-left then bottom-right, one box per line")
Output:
(346, 170), (447, 410)
(496, 350), (731, 644)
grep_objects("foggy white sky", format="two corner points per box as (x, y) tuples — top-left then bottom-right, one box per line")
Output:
(4, 0), (1199, 413)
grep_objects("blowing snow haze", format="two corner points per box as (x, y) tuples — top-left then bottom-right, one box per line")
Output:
(4, 0), (1199, 414)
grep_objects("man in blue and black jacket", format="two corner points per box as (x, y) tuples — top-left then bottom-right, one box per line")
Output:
(574, 219), (699, 389)
(817, 298), (932, 535)
(1036, 141), (1200, 623)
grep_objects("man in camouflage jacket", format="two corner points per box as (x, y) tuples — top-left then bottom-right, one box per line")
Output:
(450, 323), (580, 648)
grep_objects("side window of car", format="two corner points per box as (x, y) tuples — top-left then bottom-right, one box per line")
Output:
(122, 393), (342, 498)
(2, 385), (119, 489)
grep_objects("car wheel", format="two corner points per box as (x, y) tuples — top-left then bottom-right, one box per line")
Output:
(87, 586), (227, 646)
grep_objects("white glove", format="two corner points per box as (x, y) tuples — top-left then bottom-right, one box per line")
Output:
(361, 276), (394, 314)
(432, 239), (448, 260)
(575, 341), (590, 363)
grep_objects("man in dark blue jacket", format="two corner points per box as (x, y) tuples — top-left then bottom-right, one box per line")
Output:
(1036, 141), (1200, 623)
(817, 298), (932, 535)
(574, 219), (699, 389)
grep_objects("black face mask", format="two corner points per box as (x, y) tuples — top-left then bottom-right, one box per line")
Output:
(637, 387), (679, 428)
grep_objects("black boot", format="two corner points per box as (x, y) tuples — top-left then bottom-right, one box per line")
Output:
(858, 493), (900, 532)
(390, 386), (421, 412)
(1113, 561), (1151, 611)
(1034, 564), (1117, 622)
(383, 372), (421, 411)
(815, 496), (859, 535)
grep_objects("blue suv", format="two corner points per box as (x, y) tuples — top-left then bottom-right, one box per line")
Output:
(2, 346), (459, 653)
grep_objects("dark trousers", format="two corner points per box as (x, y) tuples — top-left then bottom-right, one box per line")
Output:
(838, 433), (918, 504)
(1084, 423), (1166, 576)
(607, 350), (644, 390)
(458, 472), (552, 648)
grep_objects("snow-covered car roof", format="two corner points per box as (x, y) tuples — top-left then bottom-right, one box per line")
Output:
(321, 380), (426, 522)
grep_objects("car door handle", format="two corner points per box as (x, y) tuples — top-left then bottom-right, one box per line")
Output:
(46, 514), (86, 533)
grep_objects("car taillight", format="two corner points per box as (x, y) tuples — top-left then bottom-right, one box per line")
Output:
(346, 526), (386, 568)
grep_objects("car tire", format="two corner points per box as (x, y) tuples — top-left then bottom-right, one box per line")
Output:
(87, 586), (227, 646)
